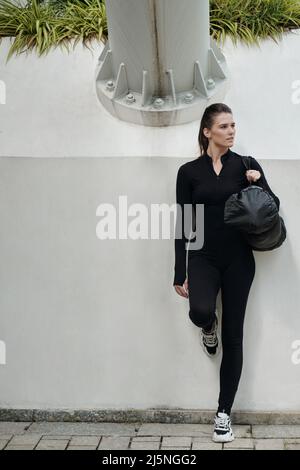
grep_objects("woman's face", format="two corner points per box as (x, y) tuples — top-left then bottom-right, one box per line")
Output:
(204, 112), (236, 147)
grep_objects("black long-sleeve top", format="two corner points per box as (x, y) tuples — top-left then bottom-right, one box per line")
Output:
(173, 149), (280, 286)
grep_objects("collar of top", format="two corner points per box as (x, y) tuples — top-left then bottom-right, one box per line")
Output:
(204, 148), (232, 164)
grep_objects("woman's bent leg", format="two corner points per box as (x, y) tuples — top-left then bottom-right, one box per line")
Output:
(187, 255), (221, 330)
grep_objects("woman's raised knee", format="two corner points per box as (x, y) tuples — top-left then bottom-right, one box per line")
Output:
(188, 306), (215, 329)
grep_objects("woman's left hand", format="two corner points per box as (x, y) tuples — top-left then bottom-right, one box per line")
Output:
(246, 170), (261, 183)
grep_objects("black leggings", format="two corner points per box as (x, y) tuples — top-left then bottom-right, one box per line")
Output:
(187, 245), (255, 415)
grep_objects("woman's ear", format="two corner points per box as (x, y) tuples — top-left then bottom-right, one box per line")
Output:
(203, 128), (210, 139)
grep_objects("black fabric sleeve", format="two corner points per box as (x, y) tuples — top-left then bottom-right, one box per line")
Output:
(249, 156), (280, 210)
(173, 165), (193, 286)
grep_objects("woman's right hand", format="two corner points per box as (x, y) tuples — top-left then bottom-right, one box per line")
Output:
(174, 278), (189, 298)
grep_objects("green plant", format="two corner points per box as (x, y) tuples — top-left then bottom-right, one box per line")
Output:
(0, 0), (107, 62)
(1, 0), (300, 62)
(210, 0), (300, 46)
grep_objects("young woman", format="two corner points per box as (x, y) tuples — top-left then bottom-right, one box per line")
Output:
(173, 103), (280, 443)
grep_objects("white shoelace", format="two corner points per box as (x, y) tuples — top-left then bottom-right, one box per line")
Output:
(203, 332), (217, 346)
(215, 414), (230, 430)
(202, 319), (218, 346)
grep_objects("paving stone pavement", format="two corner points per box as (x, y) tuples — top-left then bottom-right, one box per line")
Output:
(0, 422), (300, 450)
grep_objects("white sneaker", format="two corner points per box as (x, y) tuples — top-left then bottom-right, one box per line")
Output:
(212, 411), (235, 443)
(200, 311), (220, 357)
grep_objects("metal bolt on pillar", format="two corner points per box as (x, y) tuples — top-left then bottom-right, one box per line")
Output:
(95, 0), (230, 127)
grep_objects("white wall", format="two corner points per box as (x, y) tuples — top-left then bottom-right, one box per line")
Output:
(0, 31), (300, 159)
(0, 31), (300, 412)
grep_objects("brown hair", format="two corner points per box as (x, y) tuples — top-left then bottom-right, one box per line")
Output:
(198, 103), (233, 156)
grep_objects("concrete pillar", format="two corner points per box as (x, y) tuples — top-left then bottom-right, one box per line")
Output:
(95, 0), (229, 127)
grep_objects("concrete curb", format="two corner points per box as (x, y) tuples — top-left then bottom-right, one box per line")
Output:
(1, 409), (300, 425)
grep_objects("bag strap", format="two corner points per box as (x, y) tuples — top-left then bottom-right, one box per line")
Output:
(241, 156), (253, 185)
(241, 155), (251, 170)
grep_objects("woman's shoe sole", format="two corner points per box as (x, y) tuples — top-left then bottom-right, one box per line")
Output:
(212, 432), (235, 443)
